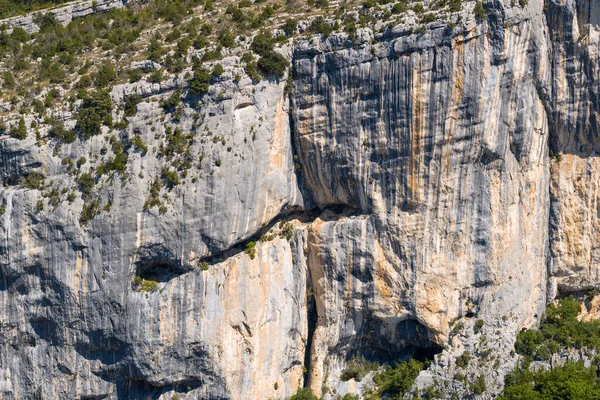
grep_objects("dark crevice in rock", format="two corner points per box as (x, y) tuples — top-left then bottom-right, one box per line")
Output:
(197, 205), (361, 266)
(133, 244), (191, 282)
(118, 377), (204, 400)
(303, 267), (318, 388)
(343, 317), (443, 365)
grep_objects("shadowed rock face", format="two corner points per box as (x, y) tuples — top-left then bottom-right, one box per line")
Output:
(0, 0), (600, 399)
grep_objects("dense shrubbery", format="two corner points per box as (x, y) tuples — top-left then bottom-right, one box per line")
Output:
(0, 0), (69, 19)
(500, 360), (600, 400)
(250, 32), (289, 79)
(514, 297), (600, 361)
(500, 296), (600, 399)
(289, 388), (319, 400)
(370, 359), (424, 399)
(75, 90), (113, 138)
(340, 356), (379, 382)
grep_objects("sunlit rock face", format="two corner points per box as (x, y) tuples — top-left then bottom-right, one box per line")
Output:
(1, 0), (600, 398)
(291, 7), (550, 394)
(547, 0), (600, 296)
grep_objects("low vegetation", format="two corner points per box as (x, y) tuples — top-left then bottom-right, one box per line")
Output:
(500, 296), (600, 399)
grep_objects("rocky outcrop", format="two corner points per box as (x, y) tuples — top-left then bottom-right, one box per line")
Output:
(3, 0), (126, 34)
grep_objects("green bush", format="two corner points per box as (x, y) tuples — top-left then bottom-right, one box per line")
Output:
(161, 91), (182, 112)
(3, 71), (15, 89)
(79, 199), (100, 225)
(448, 0), (462, 12)
(75, 90), (113, 138)
(161, 168), (180, 188)
(245, 241), (257, 259)
(188, 65), (211, 96)
(212, 63), (224, 77)
(455, 350), (471, 368)
(500, 360), (600, 400)
(289, 388), (319, 400)
(392, 2), (407, 13)
(48, 118), (76, 143)
(124, 94), (142, 117)
(131, 135), (148, 154)
(474, 319), (484, 334)
(473, 1), (487, 19)
(129, 68), (143, 83)
(372, 359), (424, 399)
(95, 62), (117, 87)
(282, 18), (298, 35)
(21, 171), (44, 189)
(514, 297), (600, 360)
(340, 356), (379, 382)
(78, 173), (95, 196)
(9, 116), (27, 140)
(471, 375), (487, 395)
(257, 51), (289, 79)
(309, 16), (333, 36)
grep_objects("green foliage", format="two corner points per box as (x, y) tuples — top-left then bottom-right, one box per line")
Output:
(282, 18), (298, 35)
(133, 276), (159, 292)
(3, 70), (15, 89)
(0, 1), (69, 19)
(48, 117), (76, 143)
(473, 1), (487, 19)
(78, 172), (95, 196)
(131, 135), (148, 154)
(372, 359), (424, 399)
(340, 356), (379, 382)
(161, 91), (182, 113)
(455, 350), (471, 368)
(500, 360), (600, 400)
(514, 297), (600, 361)
(79, 199), (100, 225)
(129, 68), (143, 83)
(309, 16), (333, 36)
(448, 0), (462, 12)
(198, 261), (209, 271)
(245, 241), (257, 259)
(471, 375), (487, 395)
(150, 69), (163, 84)
(161, 167), (180, 188)
(212, 63), (224, 77)
(9, 116), (27, 140)
(257, 51), (289, 79)
(124, 94), (142, 117)
(95, 62), (117, 87)
(474, 319), (484, 334)
(188, 65), (212, 96)
(21, 171), (44, 189)
(289, 388), (319, 400)
(250, 32), (289, 79)
(75, 90), (113, 138)
(392, 2), (407, 13)
(218, 31), (235, 48)
(280, 221), (295, 240)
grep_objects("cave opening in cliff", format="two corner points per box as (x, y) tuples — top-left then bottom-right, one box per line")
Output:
(347, 318), (443, 366)
(135, 260), (189, 283)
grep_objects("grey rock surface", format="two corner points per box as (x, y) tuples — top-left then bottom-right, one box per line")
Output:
(0, 0), (600, 399)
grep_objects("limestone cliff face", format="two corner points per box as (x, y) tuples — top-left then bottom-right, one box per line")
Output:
(292, 5), (550, 394)
(3, 0), (126, 34)
(547, 0), (600, 295)
(1, 0), (600, 399)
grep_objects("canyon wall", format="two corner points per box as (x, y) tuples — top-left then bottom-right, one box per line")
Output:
(0, 0), (600, 399)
